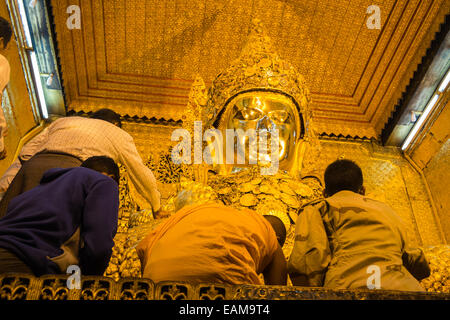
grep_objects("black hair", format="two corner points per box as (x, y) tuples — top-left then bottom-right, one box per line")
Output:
(91, 109), (122, 128)
(324, 159), (363, 197)
(263, 215), (287, 247)
(0, 17), (12, 49)
(81, 156), (120, 184)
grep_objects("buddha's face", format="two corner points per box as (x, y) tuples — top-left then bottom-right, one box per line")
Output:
(218, 91), (301, 167)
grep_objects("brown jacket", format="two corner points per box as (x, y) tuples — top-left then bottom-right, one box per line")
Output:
(288, 191), (430, 291)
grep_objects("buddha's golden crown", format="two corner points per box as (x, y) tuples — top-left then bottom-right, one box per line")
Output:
(200, 19), (312, 128)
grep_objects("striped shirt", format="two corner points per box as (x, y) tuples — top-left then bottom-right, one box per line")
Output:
(0, 116), (160, 211)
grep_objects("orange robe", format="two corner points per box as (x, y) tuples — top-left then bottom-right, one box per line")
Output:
(137, 203), (278, 285)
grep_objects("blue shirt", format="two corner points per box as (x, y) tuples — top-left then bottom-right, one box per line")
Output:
(0, 167), (119, 276)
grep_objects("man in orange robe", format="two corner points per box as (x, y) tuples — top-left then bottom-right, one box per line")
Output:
(137, 201), (287, 285)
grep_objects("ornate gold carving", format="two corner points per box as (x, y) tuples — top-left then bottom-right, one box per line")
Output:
(155, 151), (183, 184)
(205, 19), (312, 131)
(39, 278), (69, 300)
(0, 274), (449, 299)
(183, 75), (208, 132)
(80, 279), (112, 301)
(117, 164), (137, 233)
(0, 276), (30, 300)
(119, 280), (154, 300)
(157, 283), (189, 300)
(198, 285), (227, 300)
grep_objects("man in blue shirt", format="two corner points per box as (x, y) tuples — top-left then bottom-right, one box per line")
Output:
(0, 156), (120, 276)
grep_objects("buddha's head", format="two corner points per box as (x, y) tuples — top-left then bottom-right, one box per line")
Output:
(216, 91), (302, 167)
(186, 19), (315, 176)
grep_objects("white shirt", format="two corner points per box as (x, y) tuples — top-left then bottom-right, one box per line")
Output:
(0, 116), (161, 211)
(0, 54), (10, 151)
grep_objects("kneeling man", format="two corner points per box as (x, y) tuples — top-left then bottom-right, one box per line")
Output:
(288, 159), (430, 291)
(0, 156), (120, 276)
(137, 190), (287, 285)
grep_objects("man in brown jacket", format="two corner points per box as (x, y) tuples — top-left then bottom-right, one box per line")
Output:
(288, 159), (430, 291)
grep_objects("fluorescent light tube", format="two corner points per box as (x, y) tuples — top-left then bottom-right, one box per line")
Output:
(17, 0), (33, 48)
(30, 51), (48, 119)
(402, 94), (439, 150)
(438, 69), (450, 93)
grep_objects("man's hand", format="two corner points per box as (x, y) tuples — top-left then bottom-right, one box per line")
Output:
(153, 209), (172, 219)
(193, 164), (209, 185)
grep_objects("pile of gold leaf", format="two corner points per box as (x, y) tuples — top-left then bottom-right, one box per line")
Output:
(106, 152), (186, 280)
(172, 178), (218, 210)
(208, 167), (320, 230)
(113, 217), (170, 280)
(128, 209), (155, 228)
(103, 233), (140, 280)
(207, 166), (322, 259)
(105, 163), (154, 280)
(420, 245), (450, 293)
(104, 215), (167, 280)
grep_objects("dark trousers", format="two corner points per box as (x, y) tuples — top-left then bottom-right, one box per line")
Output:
(0, 248), (33, 275)
(0, 152), (82, 218)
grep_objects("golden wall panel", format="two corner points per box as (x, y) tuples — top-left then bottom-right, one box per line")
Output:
(122, 122), (179, 162)
(423, 140), (450, 243)
(410, 99), (450, 243)
(408, 97), (450, 242)
(400, 163), (444, 246)
(50, 0), (449, 138)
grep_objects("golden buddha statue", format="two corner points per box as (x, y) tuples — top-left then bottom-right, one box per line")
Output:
(103, 20), (449, 294)
(103, 19), (324, 281)
(174, 18), (323, 221)
(195, 18), (317, 178)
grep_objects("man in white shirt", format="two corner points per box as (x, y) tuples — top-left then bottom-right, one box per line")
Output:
(0, 109), (163, 218)
(0, 17), (12, 160)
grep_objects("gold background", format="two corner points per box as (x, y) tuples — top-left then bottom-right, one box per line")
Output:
(50, 0), (449, 138)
